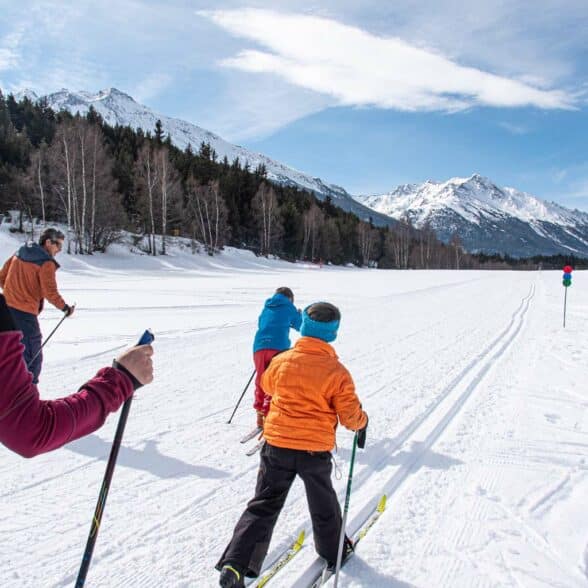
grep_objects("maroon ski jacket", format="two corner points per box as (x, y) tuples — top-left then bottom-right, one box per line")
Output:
(0, 331), (134, 458)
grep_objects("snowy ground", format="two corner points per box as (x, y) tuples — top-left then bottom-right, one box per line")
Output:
(1, 228), (587, 588)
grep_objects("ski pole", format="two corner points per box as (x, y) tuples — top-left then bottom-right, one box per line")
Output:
(227, 369), (256, 424)
(75, 329), (154, 588)
(28, 307), (73, 368)
(334, 432), (359, 588)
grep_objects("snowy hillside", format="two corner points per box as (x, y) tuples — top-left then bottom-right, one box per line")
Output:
(1, 226), (587, 587)
(15, 88), (392, 227)
(356, 174), (588, 257)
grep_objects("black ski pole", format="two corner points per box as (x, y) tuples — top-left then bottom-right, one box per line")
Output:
(75, 329), (154, 588)
(28, 311), (69, 368)
(227, 369), (256, 424)
(334, 432), (359, 588)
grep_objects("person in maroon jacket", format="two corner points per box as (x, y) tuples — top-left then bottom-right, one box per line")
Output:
(0, 293), (154, 458)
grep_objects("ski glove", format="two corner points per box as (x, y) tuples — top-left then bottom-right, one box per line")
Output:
(62, 304), (75, 317)
(0, 294), (17, 333)
(356, 415), (368, 449)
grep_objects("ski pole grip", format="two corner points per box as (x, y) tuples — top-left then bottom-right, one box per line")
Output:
(137, 329), (154, 346)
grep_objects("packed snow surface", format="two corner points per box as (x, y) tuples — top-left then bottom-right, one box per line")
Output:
(1, 229), (587, 587)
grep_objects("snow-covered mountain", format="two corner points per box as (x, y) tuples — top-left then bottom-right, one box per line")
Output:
(356, 174), (588, 257)
(17, 87), (392, 226)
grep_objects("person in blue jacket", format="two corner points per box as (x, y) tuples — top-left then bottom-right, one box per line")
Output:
(252, 287), (301, 428)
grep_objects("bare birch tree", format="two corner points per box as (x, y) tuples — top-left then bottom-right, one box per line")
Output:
(186, 177), (227, 255)
(357, 222), (380, 266)
(300, 202), (324, 261)
(450, 232), (463, 270)
(135, 144), (159, 255)
(155, 147), (181, 255)
(252, 182), (281, 256)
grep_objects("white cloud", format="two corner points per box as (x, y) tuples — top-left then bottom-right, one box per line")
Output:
(133, 73), (174, 103)
(192, 70), (333, 141)
(0, 26), (26, 71)
(201, 9), (575, 113)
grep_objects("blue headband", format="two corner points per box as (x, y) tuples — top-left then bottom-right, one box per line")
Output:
(300, 305), (340, 342)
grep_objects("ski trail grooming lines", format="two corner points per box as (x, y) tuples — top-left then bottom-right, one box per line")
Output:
(75, 329), (154, 588)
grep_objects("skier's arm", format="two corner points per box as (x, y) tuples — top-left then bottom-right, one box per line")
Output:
(38, 261), (67, 311)
(291, 306), (302, 331)
(0, 256), (12, 288)
(331, 368), (367, 432)
(0, 296), (153, 458)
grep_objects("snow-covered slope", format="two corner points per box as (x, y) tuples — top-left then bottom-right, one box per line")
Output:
(356, 174), (588, 257)
(1, 224), (587, 587)
(17, 88), (392, 227)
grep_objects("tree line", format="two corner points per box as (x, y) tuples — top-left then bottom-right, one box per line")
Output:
(0, 91), (581, 269)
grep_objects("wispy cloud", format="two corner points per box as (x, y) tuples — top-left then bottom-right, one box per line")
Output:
(499, 122), (529, 135)
(568, 179), (588, 199)
(553, 168), (568, 183)
(133, 73), (174, 103)
(201, 9), (575, 113)
(0, 26), (26, 71)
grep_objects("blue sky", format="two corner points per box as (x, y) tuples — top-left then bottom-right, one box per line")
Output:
(1, 1), (587, 209)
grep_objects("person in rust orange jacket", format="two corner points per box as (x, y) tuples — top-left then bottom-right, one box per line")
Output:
(216, 302), (368, 588)
(0, 228), (74, 383)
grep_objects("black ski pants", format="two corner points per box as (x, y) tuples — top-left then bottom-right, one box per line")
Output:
(216, 442), (342, 578)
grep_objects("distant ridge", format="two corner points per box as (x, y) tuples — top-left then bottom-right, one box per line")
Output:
(355, 174), (588, 257)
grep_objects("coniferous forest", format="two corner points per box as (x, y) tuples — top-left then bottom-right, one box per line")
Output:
(0, 91), (583, 270)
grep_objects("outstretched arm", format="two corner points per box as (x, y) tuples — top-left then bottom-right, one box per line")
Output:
(291, 306), (302, 331)
(0, 294), (153, 458)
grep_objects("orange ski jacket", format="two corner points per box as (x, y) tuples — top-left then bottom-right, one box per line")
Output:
(261, 337), (367, 452)
(0, 244), (66, 316)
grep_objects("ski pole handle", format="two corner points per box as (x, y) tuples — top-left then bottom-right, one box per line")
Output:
(137, 329), (154, 346)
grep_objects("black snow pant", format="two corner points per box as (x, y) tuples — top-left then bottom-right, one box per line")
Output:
(216, 442), (342, 578)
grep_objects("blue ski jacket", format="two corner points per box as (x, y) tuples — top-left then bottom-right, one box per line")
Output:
(253, 293), (302, 352)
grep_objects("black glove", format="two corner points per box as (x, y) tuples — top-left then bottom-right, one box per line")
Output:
(0, 294), (17, 333)
(62, 304), (74, 317)
(356, 414), (368, 449)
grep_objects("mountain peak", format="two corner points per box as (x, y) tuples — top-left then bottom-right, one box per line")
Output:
(13, 88), (39, 102)
(355, 175), (588, 257)
(98, 87), (133, 100)
(20, 86), (393, 227)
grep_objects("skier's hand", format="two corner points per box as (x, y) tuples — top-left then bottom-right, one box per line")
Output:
(256, 411), (266, 429)
(63, 304), (75, 317)
(357, 414), (368, 449)
(116, 345), (154, 386)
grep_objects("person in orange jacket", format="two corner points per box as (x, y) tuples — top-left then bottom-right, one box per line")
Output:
(216, 302), (368, 588)
(0, 227), (74, 383)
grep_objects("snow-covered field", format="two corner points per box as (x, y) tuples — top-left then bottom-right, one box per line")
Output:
(1, 229), (587, 587)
